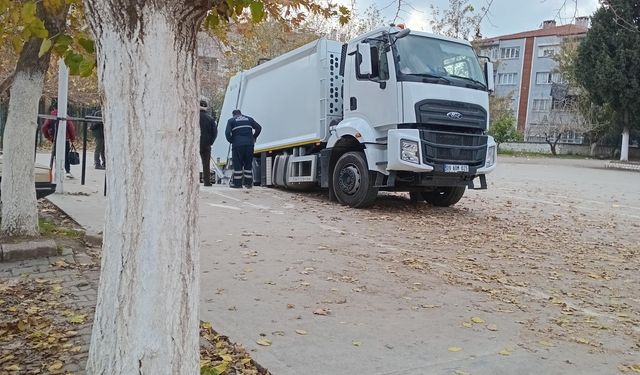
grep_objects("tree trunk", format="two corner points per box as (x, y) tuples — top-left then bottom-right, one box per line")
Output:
(83, 1), (210, 373)
(0, 4), (68, 237)
(620, 127), (629, 161)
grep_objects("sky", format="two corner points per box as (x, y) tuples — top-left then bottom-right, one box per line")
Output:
(350, 0), (600, 38)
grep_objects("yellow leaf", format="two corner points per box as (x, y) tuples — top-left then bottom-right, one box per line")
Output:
(70, 346), (82, 353)
(48, 361), (63, 371)
(498, 349), (511, 356)
(574, 337), (590, 345)
(448, 346), (463, 352)
(17, 320), (29, 331)
(487, 324), (498, 331)
(454, 371), (470, 375)
(39, 38), (52, 58)
(256, 339), (272, 346)
(295, 329), (308, 335)
(213, 362), (229, 373)
(201, 321), (212, 330)
(471, 317), (485, 324)
(1, 354), (15, 362)
(462, 322), (472, 328)
(52, 285), (63, 293)
(4, 364), (21, 371)
(352, 340), (362, 347)
(220, 354), (233, 363)
(240, 357), (252, 365)
(68, 314), (86, 324)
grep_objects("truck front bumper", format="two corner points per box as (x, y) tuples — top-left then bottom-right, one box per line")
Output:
(386, 129), (496, 174)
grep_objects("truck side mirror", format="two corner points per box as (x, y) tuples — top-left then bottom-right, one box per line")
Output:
(485, 61), (495, 92)
(357, 43), (373, 77)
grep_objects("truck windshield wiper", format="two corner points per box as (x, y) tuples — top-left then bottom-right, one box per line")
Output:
(406, 73), (452, 84)
(449, 75), (487, 89)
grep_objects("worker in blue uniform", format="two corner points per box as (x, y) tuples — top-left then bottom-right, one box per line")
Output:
(225, 109), (262, 188)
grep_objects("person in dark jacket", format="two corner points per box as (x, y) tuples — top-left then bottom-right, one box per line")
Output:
(90, 109), (105, 170)
(225, 109), (261, 188)
(199, 98), (217, 186)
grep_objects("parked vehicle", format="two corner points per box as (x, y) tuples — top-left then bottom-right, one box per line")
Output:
(214, 26), (497, 207)
(0, 156), (56, 200)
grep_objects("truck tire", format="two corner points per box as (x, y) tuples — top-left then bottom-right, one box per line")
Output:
(422, 186), (466, 207)
(332, 151), (378, 208)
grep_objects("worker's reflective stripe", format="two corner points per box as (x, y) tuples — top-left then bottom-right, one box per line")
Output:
(232, 125), (253, 132)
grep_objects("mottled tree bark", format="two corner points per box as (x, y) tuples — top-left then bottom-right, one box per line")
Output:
(82, 1), (211, 373)
(0, 4), (68, 237)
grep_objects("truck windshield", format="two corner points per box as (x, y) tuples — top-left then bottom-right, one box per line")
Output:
(395, 35), (486, 90)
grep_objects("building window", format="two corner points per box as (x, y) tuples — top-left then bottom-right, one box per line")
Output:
(500, 47), (520, 59)
(497, 73), (518, 85)
(538, 45), (559, 58)
(481, 47), (499, 60)
(532, 99), (551, 111)
(536, 72), (567, 85)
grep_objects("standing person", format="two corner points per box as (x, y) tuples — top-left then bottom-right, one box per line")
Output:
(199, 98), (217, 186)
(42, 104), (76, 178)
(90, 109), (105, 169)
(225, 109), (261, 189)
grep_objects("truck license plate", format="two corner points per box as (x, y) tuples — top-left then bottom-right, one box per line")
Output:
(444, 164), (469, 173)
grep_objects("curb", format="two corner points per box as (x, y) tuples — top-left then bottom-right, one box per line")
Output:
(605, 161), (640, 172)
(0, 239), (58, 262)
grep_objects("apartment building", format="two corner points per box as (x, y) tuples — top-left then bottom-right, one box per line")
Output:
(479, 18), (589, 143)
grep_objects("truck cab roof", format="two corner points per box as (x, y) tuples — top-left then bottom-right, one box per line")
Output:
(347, 27), (473, 47)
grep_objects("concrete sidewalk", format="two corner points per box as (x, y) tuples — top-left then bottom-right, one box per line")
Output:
(37, 153), (106, 238)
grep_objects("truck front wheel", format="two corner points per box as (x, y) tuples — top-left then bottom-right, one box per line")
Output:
(422, 186), (466, 207)
(332, 151), (378, 208)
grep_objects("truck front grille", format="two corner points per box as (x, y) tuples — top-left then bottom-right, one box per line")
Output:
(421, 130), (487, 166)
(415, 99), (487, 130)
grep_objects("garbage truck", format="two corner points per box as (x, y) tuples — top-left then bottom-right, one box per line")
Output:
(214, 26), (497, 207)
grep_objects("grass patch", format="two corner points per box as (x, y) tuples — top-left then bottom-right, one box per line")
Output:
(39, 218), (83, 239)
(498, 150), (592, 159)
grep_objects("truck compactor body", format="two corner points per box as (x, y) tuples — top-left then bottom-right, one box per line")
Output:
(214, 26), (497, 207)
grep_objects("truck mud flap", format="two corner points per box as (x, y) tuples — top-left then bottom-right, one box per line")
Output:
(319, 149), (332, 189)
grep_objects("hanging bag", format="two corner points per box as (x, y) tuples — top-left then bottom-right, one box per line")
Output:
(68, 144), (80, 165)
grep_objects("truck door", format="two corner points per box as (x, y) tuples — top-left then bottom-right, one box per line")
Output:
(345, 39), (400, 127)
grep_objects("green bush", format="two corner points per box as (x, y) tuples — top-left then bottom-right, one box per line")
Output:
(488, 115), (522, 145)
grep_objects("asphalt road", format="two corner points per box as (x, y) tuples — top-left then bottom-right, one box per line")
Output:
(196, 157), (639, 375)
(42, 154), (638, 374)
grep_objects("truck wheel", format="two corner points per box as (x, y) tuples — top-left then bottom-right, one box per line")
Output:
(332, 151), (378, 208)
(422, 186), (466, 207)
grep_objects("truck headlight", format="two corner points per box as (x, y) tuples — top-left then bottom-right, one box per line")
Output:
(401, 139), (420, 164)
(486, 145), (496, 167)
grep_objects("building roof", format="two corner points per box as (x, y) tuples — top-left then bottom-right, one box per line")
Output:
(480, 24), (588, 44)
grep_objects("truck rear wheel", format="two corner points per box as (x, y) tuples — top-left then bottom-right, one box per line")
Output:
(332, 151), (378, 208)
(422, 186), (466, 207)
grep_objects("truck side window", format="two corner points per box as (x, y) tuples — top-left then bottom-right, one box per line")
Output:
(373, 42), (389, 81)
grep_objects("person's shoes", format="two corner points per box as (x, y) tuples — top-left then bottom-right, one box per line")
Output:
(243, 184), (253, 189)
(204, 183), (212, 187)
(230, 185), (242, 189)
(95, 165), (105, 170)
(65, 172), (74, 179)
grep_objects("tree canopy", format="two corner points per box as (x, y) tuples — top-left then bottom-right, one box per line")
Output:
(575, 0), (640, 132)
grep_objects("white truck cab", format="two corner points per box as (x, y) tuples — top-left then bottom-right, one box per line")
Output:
(215, 26), (497, 208)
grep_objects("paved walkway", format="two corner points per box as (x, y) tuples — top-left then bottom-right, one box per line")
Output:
(0, 247), (99, 374)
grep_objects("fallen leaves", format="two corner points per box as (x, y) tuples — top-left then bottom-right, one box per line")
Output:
(471, 317), (485, 324)
(256, 339), (272, 347)
(0, 278), (89, 374)
(199, 320), (268, 374)
(498, 348), (512, 356)
(448, 346), (463, 352)
(295, 329), (308, 335)
(352, 340), (362, 347)
(313, 308), (330, 316)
